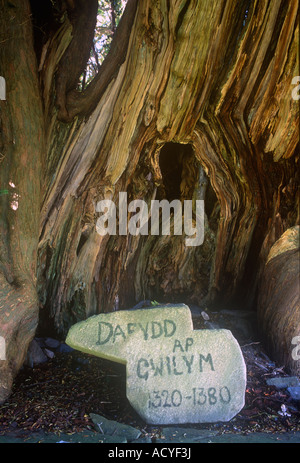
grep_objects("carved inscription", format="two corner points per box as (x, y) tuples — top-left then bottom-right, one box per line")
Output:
(66, 304), (247, 424)
(148, 386), (231, 409)
(96, 319), (176, 344)
(136, 352), (214, 380)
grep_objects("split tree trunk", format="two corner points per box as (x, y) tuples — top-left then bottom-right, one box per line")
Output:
(0, 0), (299, 402)
(38, 0), (298, 329)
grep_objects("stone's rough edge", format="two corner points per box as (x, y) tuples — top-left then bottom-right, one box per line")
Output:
(223, 328), (247, 377)
(137, 399), (247, 426)
(136, 392), (247, 425)
(65, 323), (128, 365)
(143, 414), (239, 426)
(220, 328), (247, 414)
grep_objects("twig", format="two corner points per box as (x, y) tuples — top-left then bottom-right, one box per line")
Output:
(241, 342), (261, 348)
(97, 422), (104, 434)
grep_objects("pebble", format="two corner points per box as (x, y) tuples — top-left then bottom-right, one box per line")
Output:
(266, 376), (300, 388)
(44, 348), (55, 359)
(201, 310), (210, 321)
(287, 386), (300, 401)
(25, 337), (69, 366)
(44, 338), (61, 349)
(25, 339), (48, 367)
(57, 343), (74, 353)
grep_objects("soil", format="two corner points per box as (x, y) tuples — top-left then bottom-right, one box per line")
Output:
(0, 309), (299, 440)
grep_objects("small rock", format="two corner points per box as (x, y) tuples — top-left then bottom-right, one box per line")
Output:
(44, 348), (55, 359)
(57, 343), (74, 353)
(188, 304), (202, 316)
(25, 339), (48, 367)
(201, 310), (210, 321)
(89, 413), (141, 442)
(287, 386), (300, 401)
(44, 337), (61, 349)
(35, 337), (46, 348)
(266, 376), (300, 389)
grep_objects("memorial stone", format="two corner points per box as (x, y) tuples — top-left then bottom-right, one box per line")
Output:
(66, 304), (246, 424)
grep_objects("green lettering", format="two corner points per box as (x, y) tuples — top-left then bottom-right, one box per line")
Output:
(164, 319), (176, 337)
(127, 323), (137, 335)
(166, 356), (172, 375)
(185, 337), (194, 351)
(182, 355), (194, 373)
(138, 322), (149, 340)
(137, 358), (149, 380)
(173, 339), (185, 352)
(113, 324), (126, 343)
(150, 358), (164, 376)
(172, 356), (183, 375)
(199, 353), (214, 372)
(96, 322), (113, 345)
(151, 321), (163, 339)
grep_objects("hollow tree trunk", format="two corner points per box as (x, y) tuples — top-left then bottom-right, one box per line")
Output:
(0, 0), (299, 402)
(38, 0), (298, 331)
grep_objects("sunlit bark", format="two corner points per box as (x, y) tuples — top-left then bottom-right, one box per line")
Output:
(0, 0), (298, 401)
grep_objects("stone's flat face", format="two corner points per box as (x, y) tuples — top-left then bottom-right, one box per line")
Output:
(127, 329), (246, 424)
(66, 304), (193, 364)
(66, 304), (246, 424)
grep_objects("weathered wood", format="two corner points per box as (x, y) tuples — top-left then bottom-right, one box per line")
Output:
(38, 0), (298, 331)
(258, 227), (300, 375)
(0, 0), (44, 402)
(0, 0), (299, 401)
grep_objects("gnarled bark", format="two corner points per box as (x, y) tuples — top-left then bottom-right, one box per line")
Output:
(0, 0), (299, 401)
(0, 0), (44, 402)
(258, 227), (300, 375)
(38, 0), (298, 332)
